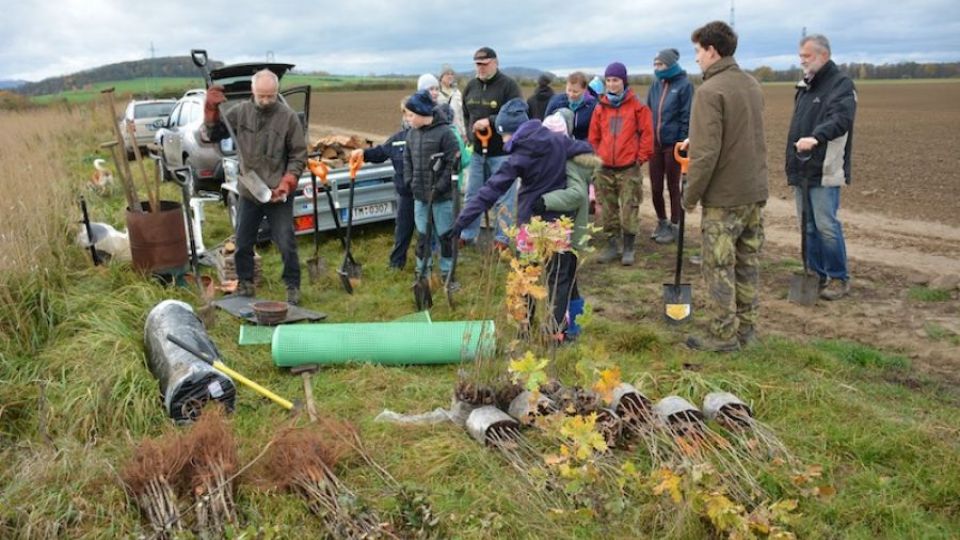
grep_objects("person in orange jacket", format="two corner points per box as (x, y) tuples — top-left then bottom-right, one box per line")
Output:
(587, 62), (654, 266)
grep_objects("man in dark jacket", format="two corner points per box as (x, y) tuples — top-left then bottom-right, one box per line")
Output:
(444, 98), (593, 339)
(786, 34), (857, 301)
(526, 73), (555, 120)
(681, 21), (768, 352)
(544, 71), (598, 141)
(461, 47), (523, 248)
(402, 90), (460, 283)
(204, 69), (307, 305)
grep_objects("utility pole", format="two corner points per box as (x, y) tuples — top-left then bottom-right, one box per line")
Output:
(149, 41), (156, 96)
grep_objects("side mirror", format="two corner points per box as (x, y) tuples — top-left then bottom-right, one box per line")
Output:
(151, 118), (165, 130)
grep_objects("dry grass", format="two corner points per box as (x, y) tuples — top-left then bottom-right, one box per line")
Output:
(0, 105), (106, 274)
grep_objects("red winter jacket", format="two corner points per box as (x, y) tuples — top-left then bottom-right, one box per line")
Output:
(588, 88), (654, 168)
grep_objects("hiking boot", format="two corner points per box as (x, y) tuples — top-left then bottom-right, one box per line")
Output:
(655, 222), (677, 244)
(737, 326), (757, 348)
(685, 333), (740, 353)
(286, 287), (301, 306)
(651, 219), (669, 239)
(621, 234), (637, 266)
(820, 278), (850, 301)
(597, 237), (621, 263)
(236, 280), (256, 297)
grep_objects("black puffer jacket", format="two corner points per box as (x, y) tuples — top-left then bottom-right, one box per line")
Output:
(785, 60), (857, 187)
(462, 70), (522, 156)
(402, 117), (459, 202)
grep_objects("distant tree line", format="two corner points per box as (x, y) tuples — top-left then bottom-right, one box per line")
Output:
(746, 62), (960, 83)
(16, 57), (224, 96)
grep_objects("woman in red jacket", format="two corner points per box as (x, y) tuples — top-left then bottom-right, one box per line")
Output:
(588, 62), (654, 266)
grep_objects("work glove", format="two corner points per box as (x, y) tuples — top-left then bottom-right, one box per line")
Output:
(532, 196), (547, 215)
(204, 85), (226, 124)
(271, 173), (298, 202)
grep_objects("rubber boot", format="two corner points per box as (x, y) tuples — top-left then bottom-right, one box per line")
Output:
(567, 298), (585, 338)
(621, 234), (636, 266)
(597, 236), (620, 264)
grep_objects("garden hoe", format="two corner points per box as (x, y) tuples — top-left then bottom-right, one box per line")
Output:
(337, 153), (365, 294)
(663, 144), (692, 324)
(167, 334), (296, 412)
(445, 153), (462, 308)
(414, 153), (445, 311)
(305, 157), (328, 283)
(788, 149), (821, 305)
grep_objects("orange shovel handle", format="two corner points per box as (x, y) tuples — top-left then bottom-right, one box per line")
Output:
(474, 125), (492, 149)
(673, 143), (690, 174)
(348, 152), (364, 181)
(307, 158), (330, 187)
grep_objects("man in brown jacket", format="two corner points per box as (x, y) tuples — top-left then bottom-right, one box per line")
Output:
(204, 69), (307, 305)
(681, 21), (768, 352)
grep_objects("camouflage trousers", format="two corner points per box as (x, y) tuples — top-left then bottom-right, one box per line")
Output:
(595, 165), (643, 238)
(700, 203), (765, 341)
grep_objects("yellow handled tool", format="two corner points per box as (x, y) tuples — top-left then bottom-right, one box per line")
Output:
(167, 334), (294, 410)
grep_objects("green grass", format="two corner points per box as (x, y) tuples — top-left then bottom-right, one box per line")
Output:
(2, 109), (960, 538)
(908, 286), (953, 302)
(29, 75), (415, 105)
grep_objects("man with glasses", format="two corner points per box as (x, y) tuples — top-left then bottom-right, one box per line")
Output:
(460, 47), (522, 249)
(204, 69), (307, 305)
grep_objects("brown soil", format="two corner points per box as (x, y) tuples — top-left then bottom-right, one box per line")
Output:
(307, 82), (960, 382)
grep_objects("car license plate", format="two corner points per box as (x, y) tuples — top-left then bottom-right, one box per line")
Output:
(340, 202), (393, 222)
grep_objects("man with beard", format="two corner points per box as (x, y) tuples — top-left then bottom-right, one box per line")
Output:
(204, 69), (307, 305)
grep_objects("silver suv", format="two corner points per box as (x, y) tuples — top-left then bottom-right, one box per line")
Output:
(120, 99), (175, 158)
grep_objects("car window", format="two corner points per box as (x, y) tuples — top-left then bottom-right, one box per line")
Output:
(135, 102), (175, 118)
(178, 103), (197, 127)
(167, 103), (182, 127)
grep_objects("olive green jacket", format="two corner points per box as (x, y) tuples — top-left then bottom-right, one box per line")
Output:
(543, 153), (601, 250)
(683, 57), (768, 209)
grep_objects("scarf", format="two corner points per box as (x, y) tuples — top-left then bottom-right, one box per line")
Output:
(655, 64), (682, 80)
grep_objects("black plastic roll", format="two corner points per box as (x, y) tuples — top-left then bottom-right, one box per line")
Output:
(143, 300), (236, 423)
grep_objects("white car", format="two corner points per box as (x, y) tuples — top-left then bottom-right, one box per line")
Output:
(120, 99), (176, 158)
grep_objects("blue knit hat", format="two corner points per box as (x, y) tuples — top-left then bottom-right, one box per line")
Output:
(495, 97), (529, 135)
(404, 90), (434, 116)
(604, 61), (628, 82)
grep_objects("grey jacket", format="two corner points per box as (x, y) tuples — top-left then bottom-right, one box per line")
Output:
(206, 99), (307, 202)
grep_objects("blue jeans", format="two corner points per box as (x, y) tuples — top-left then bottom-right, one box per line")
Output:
(414, 199), (453, 275)
(461, 153), (516, 244)
(236, 195), (300, 289)
(389, 193), (415, 269)
(793, 185), (848, 282)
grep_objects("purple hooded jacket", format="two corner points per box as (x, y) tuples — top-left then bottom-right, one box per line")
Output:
(454, 119), (594, 232)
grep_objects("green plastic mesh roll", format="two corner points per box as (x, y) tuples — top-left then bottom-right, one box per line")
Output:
(271, 320), (495, 367)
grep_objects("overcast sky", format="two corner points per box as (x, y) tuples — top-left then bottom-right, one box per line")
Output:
(2, 0), (958, 82)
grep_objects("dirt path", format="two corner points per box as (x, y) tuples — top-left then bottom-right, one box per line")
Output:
(624, 187), (960, 383)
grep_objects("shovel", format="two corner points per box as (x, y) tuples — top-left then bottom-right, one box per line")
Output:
(305, 157), (328, 283)
(474, 126), (493, 230)
(663, 144), (693, 324)
(445, 153), (462, 308)
(414, 153), (446, 311)
(173, 167), (216, 328)
(337, 153), (364, 294)
(788, 149), (820, 305)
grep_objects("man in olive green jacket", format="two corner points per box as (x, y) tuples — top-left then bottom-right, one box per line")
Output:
(681, 21), (768, 352)
(204, 69), (307, 305)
